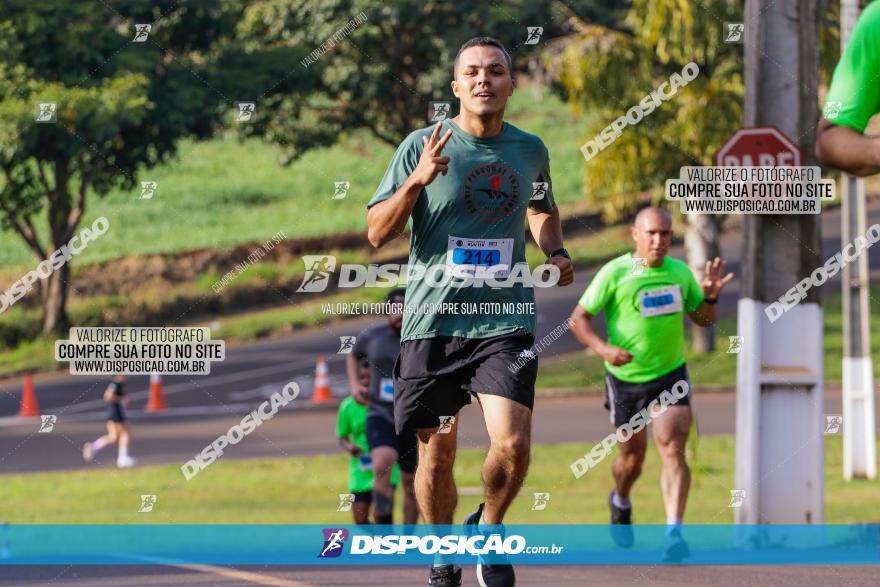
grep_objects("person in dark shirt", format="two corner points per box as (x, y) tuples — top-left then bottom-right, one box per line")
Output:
(346, 289), (419, 526)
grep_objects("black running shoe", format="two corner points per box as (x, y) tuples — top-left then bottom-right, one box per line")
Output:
(464, 503), (516, 587)
(463, 502), (485, 533)
(428, 564), (462, 587)
(608, 490), (635, 548)
(662, 526), (690, 563)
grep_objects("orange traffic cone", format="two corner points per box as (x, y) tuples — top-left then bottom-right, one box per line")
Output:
(18, 374), (40, 417)
(312, 357), (333, 404)
(146, 373), (168, 412)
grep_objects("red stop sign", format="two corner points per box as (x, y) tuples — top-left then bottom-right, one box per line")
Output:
(715, 126), (802, 167)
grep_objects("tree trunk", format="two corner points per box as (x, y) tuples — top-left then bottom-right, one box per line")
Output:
(41, 260), (71, 336)
(684, 213), (721, 353)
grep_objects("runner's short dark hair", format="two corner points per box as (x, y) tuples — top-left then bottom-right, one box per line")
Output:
(387, 288), (406, 303)
(454, 37), (512, 77)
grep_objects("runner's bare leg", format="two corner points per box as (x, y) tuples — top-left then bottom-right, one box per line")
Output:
(477, 394), (531, 524)
(401, 471), (419, 524)
(415, 420), (459, 523)
(613, 428), (648, 500)
(652, 405), (692, 520)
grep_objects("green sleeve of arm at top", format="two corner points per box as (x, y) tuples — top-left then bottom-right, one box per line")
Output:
(823, 2), (880, 132)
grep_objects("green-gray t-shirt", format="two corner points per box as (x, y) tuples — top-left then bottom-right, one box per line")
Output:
(822, 1), (880, 132)
(578, 253), (704, 383)
(368, 119), (556, 342)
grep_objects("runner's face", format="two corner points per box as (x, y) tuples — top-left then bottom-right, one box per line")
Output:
(452, 46), (514, 117)
(632, 213), (672, 265)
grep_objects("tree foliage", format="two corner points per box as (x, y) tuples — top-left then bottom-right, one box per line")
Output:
(237, 0), (627, 163)
(0, 0), (300, 334)
(546, 0), (844, 222)
(544, 0), (744, 222)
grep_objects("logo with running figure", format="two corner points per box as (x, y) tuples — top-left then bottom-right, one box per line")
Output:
(824, 415), (842, 435)
(823, 101), (842, 120)
(38, 415), (57, 433)
(337, 493), (355, 512)
(35, 102), (57, 123)
(724, 23), (744, 43)
(531, 182), (548, 201)
(332, 181), (350, 200)
(630, 256), (648, 276)
(337, 336), (356, 354)
(727, 336), (743, 354)
(437, 416), (455, 434)
(531, 492), (550, 510)
(728, 489), (746, 508)
(138, 495), (157, 513)
(297, 255), (337, 293)
(462, 164), (520, 223)
(525, 27), (543, 45)
(319, 528), (349, 558)
(429, 102), (451, 122)
(133, 24), (151, 42)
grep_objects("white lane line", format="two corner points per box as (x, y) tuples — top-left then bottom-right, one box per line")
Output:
(130, 555), (319, 587)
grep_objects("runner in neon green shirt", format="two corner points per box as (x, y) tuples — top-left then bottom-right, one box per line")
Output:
(336, 388), (399, 525)
(569, 207), (733, 562)
(816, 1), (880, 175)
(578, 251), (705, 382)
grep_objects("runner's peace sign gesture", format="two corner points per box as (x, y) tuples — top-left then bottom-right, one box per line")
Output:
(413, 122), (453, 188)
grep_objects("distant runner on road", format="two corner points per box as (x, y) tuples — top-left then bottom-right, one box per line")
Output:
(367, 36), (574, 587)
(569, 207), (733, 562)
(82, 374), (136, 468)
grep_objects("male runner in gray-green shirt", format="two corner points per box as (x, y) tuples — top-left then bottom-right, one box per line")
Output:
(367, 37), (573, 587)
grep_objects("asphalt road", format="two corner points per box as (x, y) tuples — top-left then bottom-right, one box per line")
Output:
(1, 386), (878, 474)
(1, 202), (879, 474)
(1, 206), (879, 586)
(1, 564), (878, 586)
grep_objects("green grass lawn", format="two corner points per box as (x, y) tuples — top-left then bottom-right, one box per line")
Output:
(0, 90), (593, 272)
(537, 285), (880, 390)
(2, 436), (877, 525)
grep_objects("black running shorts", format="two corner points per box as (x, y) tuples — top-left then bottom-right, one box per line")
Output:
(393, 329), (537, 433)
(603, 363), (692, 428)
(366, 413), (418, 473)
(352, 491), (372, 503)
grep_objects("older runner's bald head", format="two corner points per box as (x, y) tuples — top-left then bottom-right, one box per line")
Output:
(631, 207), (673, 267)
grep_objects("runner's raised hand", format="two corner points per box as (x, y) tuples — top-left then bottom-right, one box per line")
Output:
(700, 257), (734, 300)
(412, 122), (453, 187)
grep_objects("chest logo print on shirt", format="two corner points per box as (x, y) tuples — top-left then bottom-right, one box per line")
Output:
(462, 163), (520, 222)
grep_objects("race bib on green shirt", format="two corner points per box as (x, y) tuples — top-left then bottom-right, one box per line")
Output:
(639, 285), (683, 317)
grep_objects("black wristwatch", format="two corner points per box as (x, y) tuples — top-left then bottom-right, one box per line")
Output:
(703, 297), (718, 304)
(550, 247), (570, 260)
